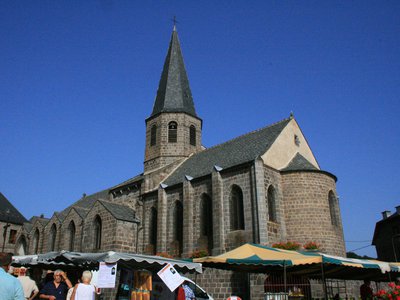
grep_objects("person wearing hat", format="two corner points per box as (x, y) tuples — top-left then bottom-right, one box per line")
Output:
(18, 267), (39, 300)
(0, 251), (24, 299)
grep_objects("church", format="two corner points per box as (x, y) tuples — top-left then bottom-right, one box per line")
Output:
(15, 26), (346, 298)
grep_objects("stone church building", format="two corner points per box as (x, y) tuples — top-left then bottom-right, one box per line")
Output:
(15, 27), (346, 298)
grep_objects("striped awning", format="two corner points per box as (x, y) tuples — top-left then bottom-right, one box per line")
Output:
(12, 250), (202, 274)
(194, 243), (399, 280)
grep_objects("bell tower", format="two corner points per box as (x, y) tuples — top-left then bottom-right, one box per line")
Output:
(144, 27), (202, 173)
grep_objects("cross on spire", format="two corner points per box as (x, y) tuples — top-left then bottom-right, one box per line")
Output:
(171, 16), (178, 31)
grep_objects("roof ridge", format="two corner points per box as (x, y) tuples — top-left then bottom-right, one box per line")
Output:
(70, 188), (109, 207)
(158, 155), (192, 185)
(201, 117), (291, 153)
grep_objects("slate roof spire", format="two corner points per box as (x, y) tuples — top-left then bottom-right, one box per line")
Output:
(151, 26), (197, 117)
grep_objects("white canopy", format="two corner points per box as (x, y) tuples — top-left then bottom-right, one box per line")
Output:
(12, 250), (202, 274)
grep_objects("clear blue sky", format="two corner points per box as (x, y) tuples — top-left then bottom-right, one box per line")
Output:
(1, 1), (399, 257)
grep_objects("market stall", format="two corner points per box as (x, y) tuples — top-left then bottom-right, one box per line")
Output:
(12, 251), (203, 300)
(194, 243), (400, 299)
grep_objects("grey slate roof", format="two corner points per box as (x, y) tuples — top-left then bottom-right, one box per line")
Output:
(29, 216), (50, 226)
(0, 193), (27, 225)
(281, 153), (318, 171)
(22, 222), (33, 233)
(150, 27), (197, 118)
(163, 118), (291, 187)
(110, 174), (144, 191)
(57, 189), (109, 220)
(99, 200), (140, 223)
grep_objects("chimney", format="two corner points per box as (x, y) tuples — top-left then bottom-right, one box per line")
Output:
(382, 211), (392, 219)
(396, 206), (400, 214)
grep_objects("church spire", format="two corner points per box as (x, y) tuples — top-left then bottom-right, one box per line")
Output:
(150, 27), (197, 117)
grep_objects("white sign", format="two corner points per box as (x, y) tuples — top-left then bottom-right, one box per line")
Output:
(157, 263), (184, 292)
(97, 262), (117, 288)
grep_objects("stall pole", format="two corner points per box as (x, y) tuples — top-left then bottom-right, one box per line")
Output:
(284, 260), (287, 298)
(320, 263), (328, 300)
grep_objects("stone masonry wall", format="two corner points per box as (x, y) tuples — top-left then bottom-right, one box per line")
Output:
(28, 222), (45, 254)
(185, 268), (249, 300)
(221, 166), (254, 251)
(282, 171), (346, 256)
(141, 193), (158, 254)
(81, 202), (118, 252)
(59, 209), (84, 251)
(0, 221), (23, 253)
(263, 166), (286, 245)
(165, 186), (183, 256)
(114, 220), (137, 252)
(191, 179), (213, 254)
(144, 113), (202, 173)
(42, 217), (61, 252)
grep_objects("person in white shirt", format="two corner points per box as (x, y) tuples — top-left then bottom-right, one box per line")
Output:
(17, 267), (39, 300)
(71, 270), (99, 300)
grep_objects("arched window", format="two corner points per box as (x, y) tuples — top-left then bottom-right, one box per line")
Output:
(33, 229), (40, 254)
(230, 185), (244, 230)
(190, 125), (196, 146)
(168, 121), (177, 143)
(68, 221), (76, 251)
(267, 185), (277, 222)
(94, 215), (102, 250)
(49, 224), (57, 251)
(149, 207), (158, 254)
(16, 236), (27, 256)
(200, 194), (213, 252)
(173, 201), (183, 255)
(329, 191), (338, 226)
(150, 125), (157, 146)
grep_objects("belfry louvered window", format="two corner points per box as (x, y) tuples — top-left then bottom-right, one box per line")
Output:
(190, 125), (196, 146)
(150, 125), (157, 146)
(168, 121), (177, 143)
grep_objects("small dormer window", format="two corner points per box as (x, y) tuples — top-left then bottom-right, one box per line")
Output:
(294, 134), (300, 146)
(168, 121), (177, 143)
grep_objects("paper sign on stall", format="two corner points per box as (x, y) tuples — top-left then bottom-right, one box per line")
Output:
(157, 263), (184, 292)
(97, 262), (117, 288)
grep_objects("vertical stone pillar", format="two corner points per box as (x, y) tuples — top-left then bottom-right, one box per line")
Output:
(157, 186), (167, 253)
(253, 158), (268, 244)
(211, 167), (225, 255)
(183, 177), (194, 257)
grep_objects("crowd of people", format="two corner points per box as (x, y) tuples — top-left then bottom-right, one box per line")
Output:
(1, 250), (390, 300)
(0, 252), (100, 300)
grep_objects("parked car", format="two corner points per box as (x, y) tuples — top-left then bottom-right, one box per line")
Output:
(151, 276), (213, 300)
(182, 277), (214, 300)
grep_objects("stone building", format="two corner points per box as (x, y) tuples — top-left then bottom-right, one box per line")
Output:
(373, 207), (400, 262)
(15, 26), (346, 299)
(0, 193), (27, 254)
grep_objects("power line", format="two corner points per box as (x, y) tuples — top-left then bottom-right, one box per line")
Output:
(345, 240), (372, 243)
(348, 244), (373, 252)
